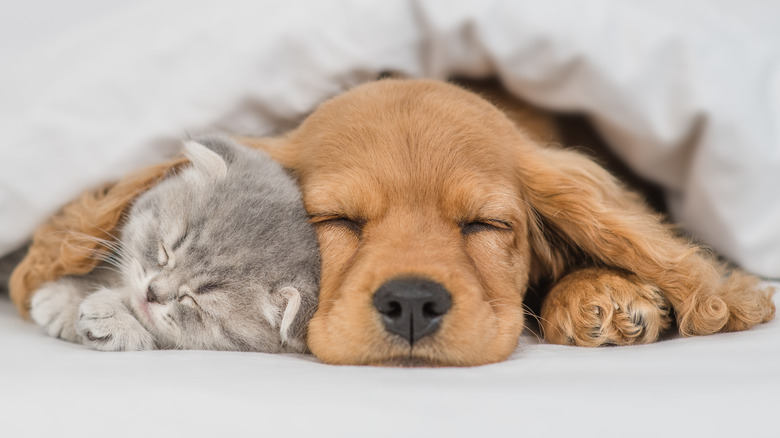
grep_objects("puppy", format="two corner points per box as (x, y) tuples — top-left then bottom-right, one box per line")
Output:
(11, 79), (775, 366)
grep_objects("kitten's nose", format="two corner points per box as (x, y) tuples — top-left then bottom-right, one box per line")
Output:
(373, 278), (452, 345)
(146, 285), (160, 303)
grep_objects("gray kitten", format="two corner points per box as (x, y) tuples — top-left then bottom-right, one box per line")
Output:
(29, 135), (320, 353)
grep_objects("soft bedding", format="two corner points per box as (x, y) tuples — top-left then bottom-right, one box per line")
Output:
(2, 0), (780, 277)
(1, 293), (778, 437)
(1, 1), (779, 436)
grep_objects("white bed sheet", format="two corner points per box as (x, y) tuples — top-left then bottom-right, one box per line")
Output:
(1, 291), (778, 438)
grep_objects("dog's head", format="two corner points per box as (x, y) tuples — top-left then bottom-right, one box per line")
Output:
(255, 79), (595, 366)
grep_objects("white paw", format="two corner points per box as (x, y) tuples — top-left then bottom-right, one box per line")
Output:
(75, 291), (156, 351)
(30, 281), (83, 343)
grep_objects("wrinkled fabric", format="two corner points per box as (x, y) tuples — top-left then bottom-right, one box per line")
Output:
(2, 0), (779, 276)
(0, 292), (778, 437)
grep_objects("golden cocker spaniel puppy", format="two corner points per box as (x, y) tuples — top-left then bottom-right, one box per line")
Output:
(11, 79), (775, 366)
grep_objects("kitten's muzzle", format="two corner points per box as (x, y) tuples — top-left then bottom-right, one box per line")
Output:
(372, 278), (452, 345)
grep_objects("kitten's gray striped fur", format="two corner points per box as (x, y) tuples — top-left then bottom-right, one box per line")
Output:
(30, 135), (320, 353)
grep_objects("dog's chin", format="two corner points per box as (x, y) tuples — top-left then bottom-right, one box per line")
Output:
(361, 345), (456, 367)
(372, 355), (442, 368)
(365, 349), (506, 368)
(309, 323), (522, 367)
(355, 340), (505, 368)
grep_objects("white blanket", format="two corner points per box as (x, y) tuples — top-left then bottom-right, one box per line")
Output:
(2, 0), (780, 277)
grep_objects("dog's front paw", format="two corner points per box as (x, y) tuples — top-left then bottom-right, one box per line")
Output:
(540, 268), (672, 347)
(29, 281), (83, 343)
(75, 291), (156, 351)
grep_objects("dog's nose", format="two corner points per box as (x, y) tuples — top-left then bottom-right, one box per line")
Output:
(373, 278), (452, 345)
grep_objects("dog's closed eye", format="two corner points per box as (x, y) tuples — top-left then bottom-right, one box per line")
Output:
(310, 215), (365, 235)
(460, 219), (512, 235)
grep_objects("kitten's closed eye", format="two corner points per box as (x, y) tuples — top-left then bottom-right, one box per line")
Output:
(171, 230), (188, 251)
(195, 281), (226, 294)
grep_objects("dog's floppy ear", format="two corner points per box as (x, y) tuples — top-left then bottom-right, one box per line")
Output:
(520, 146), (667, 280)
(517, 144), (757, 335)
(235, 136), (299, 171)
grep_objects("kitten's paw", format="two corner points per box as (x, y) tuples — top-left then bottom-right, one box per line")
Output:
(29, 281), (83, 343)
(76, 291), (156, 351)
(541, 268), (672, 347)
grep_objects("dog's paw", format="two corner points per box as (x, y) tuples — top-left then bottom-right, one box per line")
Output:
(540, 268), (672, 347)
(75, 290), (156, 351)
(29, 281), (83, 343)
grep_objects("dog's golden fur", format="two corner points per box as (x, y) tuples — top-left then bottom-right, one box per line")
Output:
(10, 79), (775, 366)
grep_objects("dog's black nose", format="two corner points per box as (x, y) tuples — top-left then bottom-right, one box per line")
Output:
(373, 278), (452, 345)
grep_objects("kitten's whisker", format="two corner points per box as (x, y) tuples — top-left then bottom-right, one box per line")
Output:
(68, 231), (122, 250)
(92, 226), (122, 243)
(93, 265), (125, 277)
(62, 232), (132, 267)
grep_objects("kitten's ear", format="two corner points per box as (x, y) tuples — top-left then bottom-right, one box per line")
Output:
(278, 286), (303, 348)
(183, 140), (228, 180)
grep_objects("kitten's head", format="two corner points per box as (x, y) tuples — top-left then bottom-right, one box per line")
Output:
(118, 135), (320, 353)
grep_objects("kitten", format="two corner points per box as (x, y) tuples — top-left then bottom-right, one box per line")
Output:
(29, 135), (320, 353)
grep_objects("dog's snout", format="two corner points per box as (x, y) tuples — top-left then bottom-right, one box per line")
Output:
(373, 278), (452, 345)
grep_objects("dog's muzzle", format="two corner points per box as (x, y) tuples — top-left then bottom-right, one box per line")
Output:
(372, 278), (452, 345)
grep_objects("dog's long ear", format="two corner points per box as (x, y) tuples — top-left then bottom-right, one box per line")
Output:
(520, 146), (672, 279)
(235, 136), (299, 170)
(517, 144), (760, 335)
